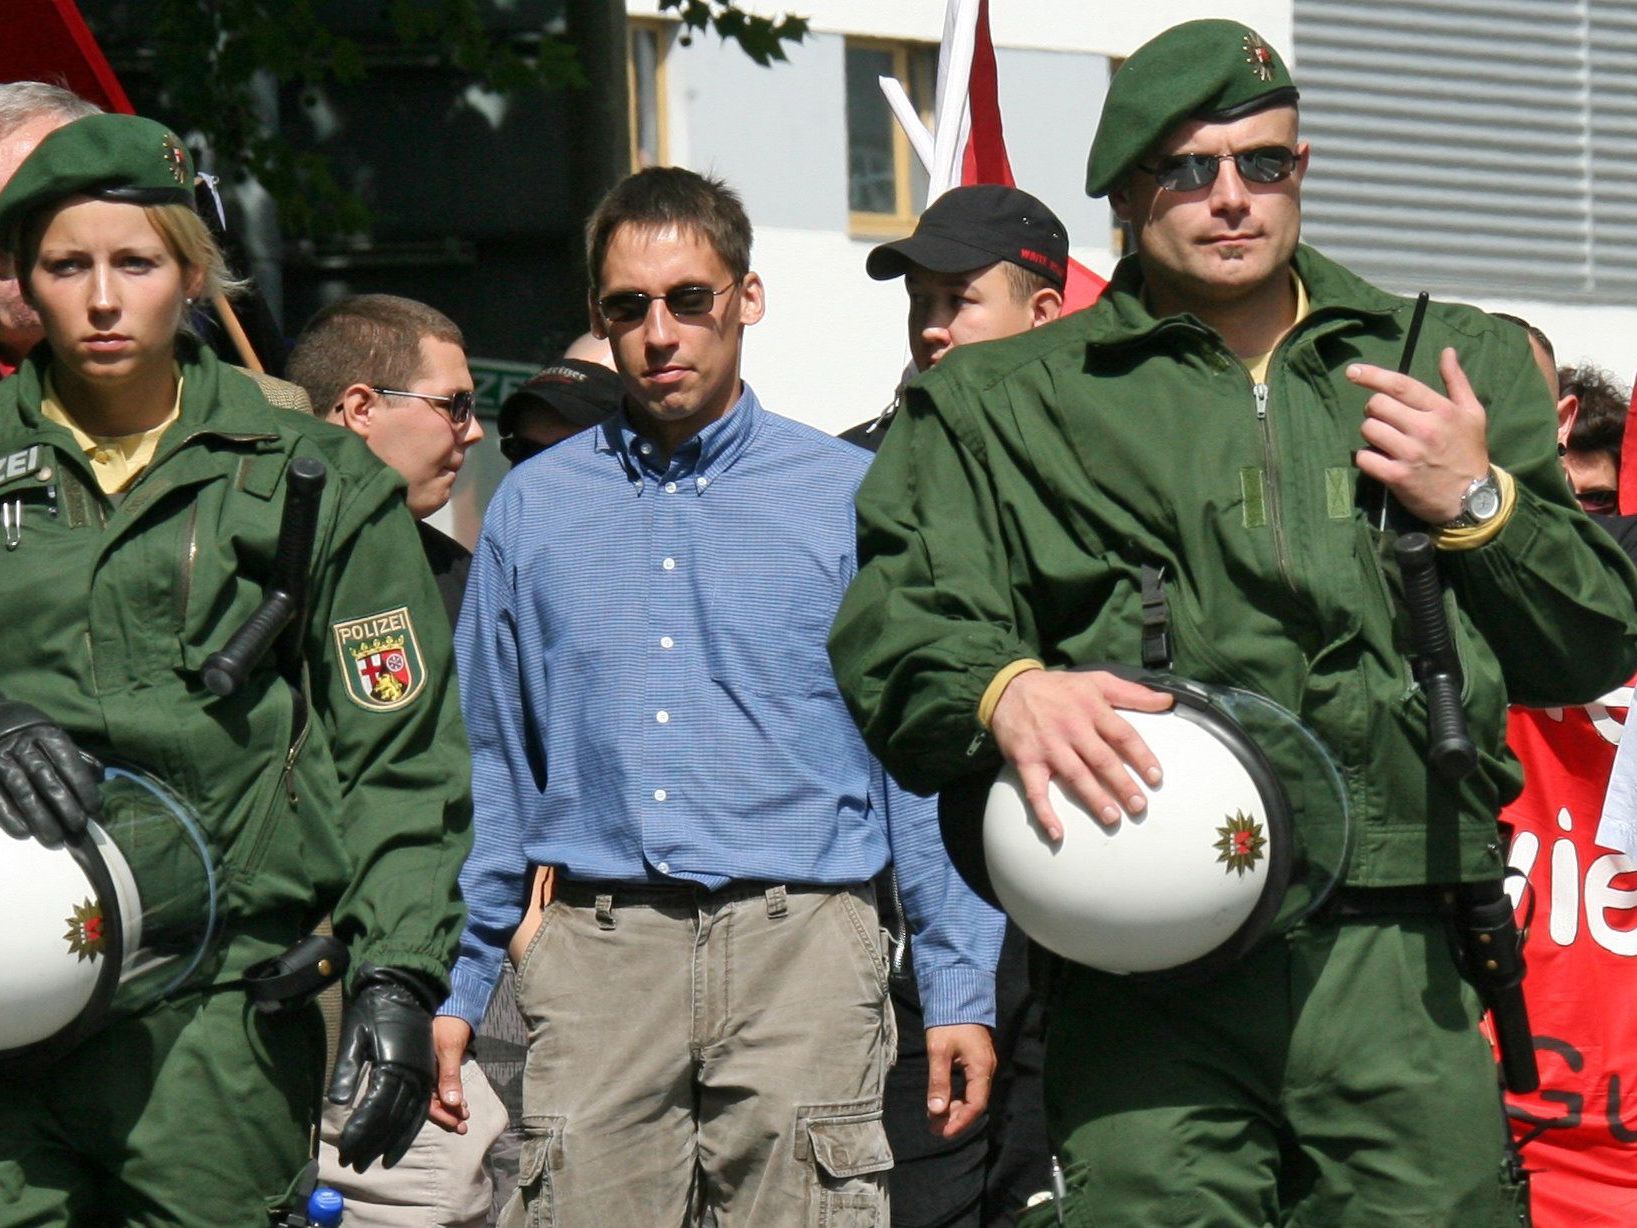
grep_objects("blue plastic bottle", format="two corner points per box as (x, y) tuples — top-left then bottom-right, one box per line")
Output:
(306, 1186), (344, 1226)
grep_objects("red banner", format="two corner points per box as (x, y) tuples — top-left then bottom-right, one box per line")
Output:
(2, 0), (132, 114)
(958, 0), (1105, 314)
(1503, 687), (1637, 1226)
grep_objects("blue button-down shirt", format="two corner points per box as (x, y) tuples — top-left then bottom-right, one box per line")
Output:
(443, 385), (1003, 1030)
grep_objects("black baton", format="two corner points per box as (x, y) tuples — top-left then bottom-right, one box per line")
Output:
(1393, 532), (1477, 781)
(202, 457), (326, 697)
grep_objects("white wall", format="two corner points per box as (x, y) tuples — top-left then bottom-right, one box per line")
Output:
(625, 0), (1293, 58)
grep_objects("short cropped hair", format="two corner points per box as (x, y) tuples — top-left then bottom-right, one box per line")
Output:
(1561, 362), (1628, 464)
(1490, 312), (1555, 371)
(585, 167), (751, 293)
(0, 82), (99, 140)
(287, 294), (464, 416)
(1001, 261), (1057, 305)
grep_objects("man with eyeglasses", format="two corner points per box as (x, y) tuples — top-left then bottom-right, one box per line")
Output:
(829, 18), (1637, 1228)
(285, 294), (503, 1228)
(436, 165), (1003, 1226)
(288, 294), (485, 626)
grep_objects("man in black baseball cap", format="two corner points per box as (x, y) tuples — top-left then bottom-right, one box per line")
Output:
(497, 356), (624, 464)
(844, 184), (1069, 451)
(868, 183), (1067, 375)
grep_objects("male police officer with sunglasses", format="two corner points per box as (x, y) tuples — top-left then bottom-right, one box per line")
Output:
(829, 20), (1637, 1227)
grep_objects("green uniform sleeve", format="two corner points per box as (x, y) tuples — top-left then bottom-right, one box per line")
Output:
(1445, 334), (1637, 705)
(304, 465), (473, 993)
(830, 379), (1039, 795)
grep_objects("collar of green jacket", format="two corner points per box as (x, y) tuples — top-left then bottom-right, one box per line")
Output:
(1083, 243), (1402, 353)
(6, 338), (282, 452)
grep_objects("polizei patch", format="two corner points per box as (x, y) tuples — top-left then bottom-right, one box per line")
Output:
(333, 607), (426, 711)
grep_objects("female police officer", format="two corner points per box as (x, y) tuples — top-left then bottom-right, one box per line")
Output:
(0, 114), (470, 1224)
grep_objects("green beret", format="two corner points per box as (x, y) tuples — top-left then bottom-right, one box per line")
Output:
(1086, 19), (1298, 198)
(0, 113), (195, 250)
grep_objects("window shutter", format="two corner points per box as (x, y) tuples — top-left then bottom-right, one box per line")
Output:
(1294, 0), (1637, 300)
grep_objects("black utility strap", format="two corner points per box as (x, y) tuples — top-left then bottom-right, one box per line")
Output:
(1140, 564), (1173, 672)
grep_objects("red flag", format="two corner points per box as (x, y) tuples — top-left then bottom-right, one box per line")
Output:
(960, 1), (1014, 187)
(1, 0), (132, 114)
(958, 0), (1105, 311)
(1620, 379), (1637, 516)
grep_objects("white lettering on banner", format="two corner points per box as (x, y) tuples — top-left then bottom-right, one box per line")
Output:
(1544, 687), (1633, 744)
(1509, 805), (1637, 957)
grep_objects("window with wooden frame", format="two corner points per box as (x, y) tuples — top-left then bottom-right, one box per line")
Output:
(845, 37), (937, 236)
(628, 18), (671, 171)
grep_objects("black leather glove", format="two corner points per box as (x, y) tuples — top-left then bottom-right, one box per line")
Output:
(326, 964), (438, 1172)
(0, 699), (101, 846)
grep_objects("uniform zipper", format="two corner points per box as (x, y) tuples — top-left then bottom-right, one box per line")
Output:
(282, 692), (312, 808)
(1252, 379), (1298, 597)
(173, 502), (199, 624)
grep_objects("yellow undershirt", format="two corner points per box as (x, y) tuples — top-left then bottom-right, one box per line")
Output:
(1242, 272), (1310, 384)
(41, 367), (183, 495)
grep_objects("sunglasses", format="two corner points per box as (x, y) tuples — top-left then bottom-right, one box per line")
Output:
(370, 386), (475, 426)
(1576, 488), (1618, 516)
(1137, 146), (1300, 193)
(596, 281), (737, 326)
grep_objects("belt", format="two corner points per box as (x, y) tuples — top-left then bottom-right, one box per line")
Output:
(553, 877), (850, 908)
(1327, 884), (1454, 918)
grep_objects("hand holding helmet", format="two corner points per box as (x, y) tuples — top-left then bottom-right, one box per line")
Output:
(327, 964), (439, 1172)
(0, 699), (102, 846)
(987, 668), (1173, 840)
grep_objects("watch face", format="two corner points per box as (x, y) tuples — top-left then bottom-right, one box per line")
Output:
(1468, 483), (1502, 521)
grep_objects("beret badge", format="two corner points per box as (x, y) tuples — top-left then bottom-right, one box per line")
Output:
(161, 132), (188, 186)
(1242, 31), (1275, 82)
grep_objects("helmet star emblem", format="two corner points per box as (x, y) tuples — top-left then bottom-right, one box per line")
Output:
(64, 897), (106, 962)
(1214, 810), (1267, 877)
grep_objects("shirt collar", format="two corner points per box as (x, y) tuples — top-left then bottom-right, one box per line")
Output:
(599, 381), (763, 494)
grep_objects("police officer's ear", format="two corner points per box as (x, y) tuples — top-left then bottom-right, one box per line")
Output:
(588, 290), (608, 342)
(334, 383), (379, 438)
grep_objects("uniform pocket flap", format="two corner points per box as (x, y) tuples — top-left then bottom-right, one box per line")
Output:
(805, 1115), (893, 1180)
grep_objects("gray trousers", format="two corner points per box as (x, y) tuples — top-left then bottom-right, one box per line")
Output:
(504, 880), (896, 1227)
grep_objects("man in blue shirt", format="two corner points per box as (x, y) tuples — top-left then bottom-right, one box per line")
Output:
(432, 166), (1004, 1225)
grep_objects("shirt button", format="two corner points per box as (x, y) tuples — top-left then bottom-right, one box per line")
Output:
(656, 710), (669, 724)
(92, 449), (111, 464)
(665, 481), (677, 494)
(658, 861), (670, 874)
(654, 788), (667, 802)
(660, 636), (674, 649)
(696, 477), (709, 490)
(662, 557), (676, 570)
(639, 441), (654, 455)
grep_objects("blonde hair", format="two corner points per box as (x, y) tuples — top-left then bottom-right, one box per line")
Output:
(143, 202), (245, 304)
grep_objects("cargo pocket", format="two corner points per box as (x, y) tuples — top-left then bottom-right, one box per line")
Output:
(498, 1116), (565, 1228)
(794, 1100), (892, 1227)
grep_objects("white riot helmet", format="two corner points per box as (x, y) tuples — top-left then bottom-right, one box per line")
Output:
(941, 673), (1350, 982)
(1, 767), (220, 1063)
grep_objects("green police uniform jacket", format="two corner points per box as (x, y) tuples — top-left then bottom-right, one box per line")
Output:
(0, 342), (471, 991)
(829, 244), (1637, 888)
